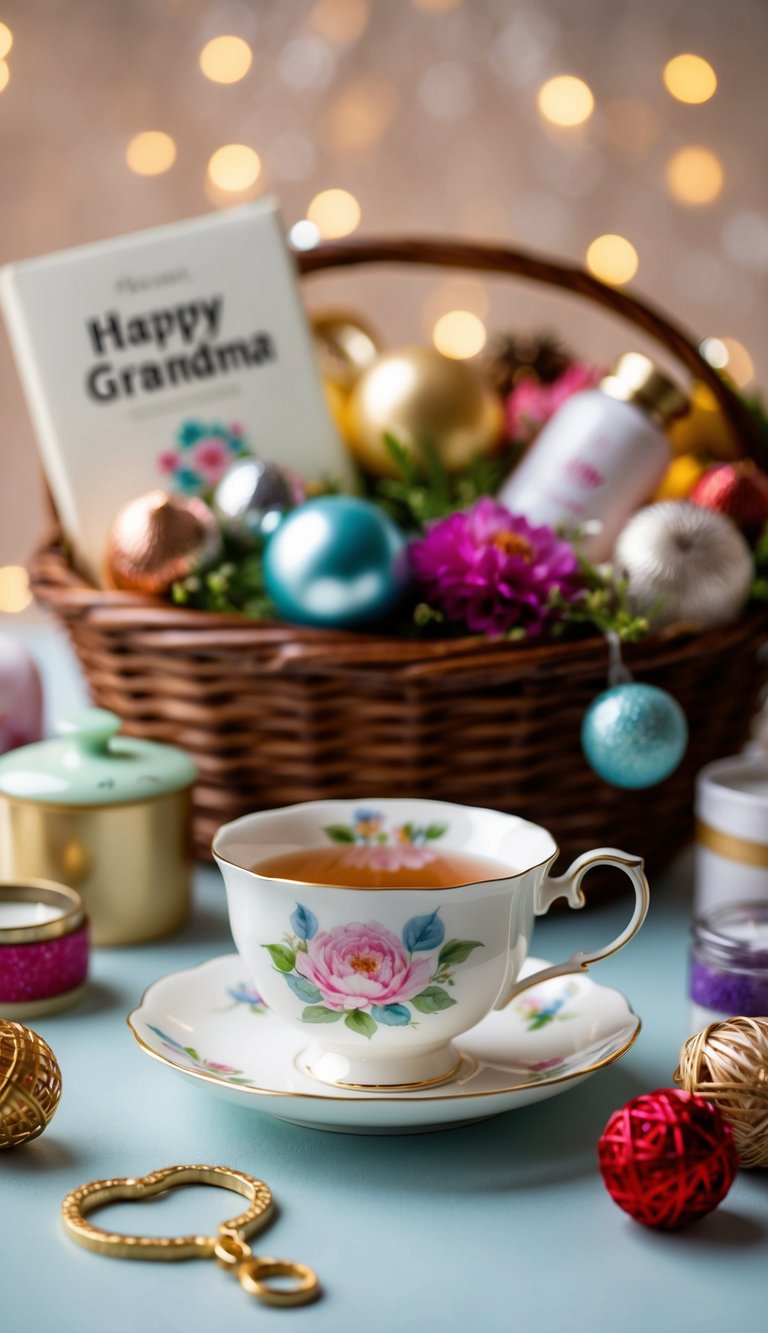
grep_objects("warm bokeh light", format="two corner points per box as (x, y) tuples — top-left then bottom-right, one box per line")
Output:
(537, 75), (594, 127)
(0, 22), (12, 60)
(324, 75), (398, 151)
(306, 188), (361, 238)
(433, 310), (487, 359)
(310, 0), (369, 43)
(0, 60), (9, 94)
(199, 35), (253, 84)
(125, 131), (177, 176)
(207, 144), (261, 192)
(412, 0), (463, 10)
(721, 338), (754, 387)
(700, 337), (729, 370)
(663, 54), (717, 104)
(289, 220), (321, 250)
(0, 566), (32, 614)
(586, 234), (639, 285)
(665, 146), (724, 206)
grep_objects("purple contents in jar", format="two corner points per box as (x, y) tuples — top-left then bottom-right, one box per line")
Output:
(689, 900), (768, 1017)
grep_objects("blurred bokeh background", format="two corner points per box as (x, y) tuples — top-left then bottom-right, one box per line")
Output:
(1, 0), (767, 616)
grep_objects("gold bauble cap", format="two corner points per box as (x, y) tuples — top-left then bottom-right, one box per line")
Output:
(600, 353), (689, 425)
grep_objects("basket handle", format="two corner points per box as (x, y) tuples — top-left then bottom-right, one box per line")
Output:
(298, 236), (762, 462)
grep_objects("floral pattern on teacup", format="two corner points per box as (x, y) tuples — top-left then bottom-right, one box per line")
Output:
(263, 904), (482, 1039)
(322, 809), (449, 872)
(514, 980), (579, 1031)
(148, 1025), (256, 1085)
(223, 982), (267, 1014)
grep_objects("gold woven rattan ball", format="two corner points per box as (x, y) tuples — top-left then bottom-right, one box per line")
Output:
(0, 1020), (62, 1149)
(675, 1017), (768, 1169)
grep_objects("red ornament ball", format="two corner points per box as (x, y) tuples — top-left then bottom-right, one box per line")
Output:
(690, 460), (768, 542)
(598, 1088), (738, 1230)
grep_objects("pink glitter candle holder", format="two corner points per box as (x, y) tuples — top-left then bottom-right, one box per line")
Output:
(0, 880), (89, 1018)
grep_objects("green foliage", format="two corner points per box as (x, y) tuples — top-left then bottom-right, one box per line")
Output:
(410, 986), (457, 1014)
(172, 548), (274, 617)
(549, 552), (649, 643)
(371, 433), (522, 532)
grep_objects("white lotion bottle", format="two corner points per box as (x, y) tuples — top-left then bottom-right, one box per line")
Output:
(497, 353), (689, 560)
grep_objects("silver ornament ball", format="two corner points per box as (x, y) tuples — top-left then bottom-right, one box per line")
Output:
(213, 458), (294, 547)
(613, 501), (753, 631)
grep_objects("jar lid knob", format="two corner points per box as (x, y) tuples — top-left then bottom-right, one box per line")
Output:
(56, 709), (122, 755)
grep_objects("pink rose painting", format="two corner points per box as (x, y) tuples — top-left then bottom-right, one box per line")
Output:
(263, 902), (483, 1038)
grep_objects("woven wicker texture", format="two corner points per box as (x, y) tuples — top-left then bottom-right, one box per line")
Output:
(27, 237), (768, 868)
(0, 1019), (62, 1148)
(676, 1017), (768, 1169)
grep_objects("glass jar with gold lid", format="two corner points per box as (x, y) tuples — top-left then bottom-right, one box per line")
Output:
(0, 709), (196, 946)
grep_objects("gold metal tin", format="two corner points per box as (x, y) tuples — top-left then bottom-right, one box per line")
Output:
(0, 789), (192, 947)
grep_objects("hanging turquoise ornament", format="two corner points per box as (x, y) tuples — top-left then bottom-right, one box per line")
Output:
(581, 633), (688, 789)
(212, 458), (295, 548)
(262, 496), (410, 629)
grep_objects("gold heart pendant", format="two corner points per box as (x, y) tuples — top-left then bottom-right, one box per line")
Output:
(61, 1164), (319, 1307)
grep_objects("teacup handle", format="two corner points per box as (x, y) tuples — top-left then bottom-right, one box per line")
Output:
(495, 848), (649, 1008)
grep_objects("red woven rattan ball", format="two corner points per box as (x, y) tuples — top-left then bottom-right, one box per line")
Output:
(598, 1088), (738, 1229)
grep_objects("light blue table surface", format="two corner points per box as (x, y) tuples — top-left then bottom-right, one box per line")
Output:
(2, 624), (765, 1333)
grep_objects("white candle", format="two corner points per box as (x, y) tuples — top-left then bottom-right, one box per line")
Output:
(0, 900), (63, 929)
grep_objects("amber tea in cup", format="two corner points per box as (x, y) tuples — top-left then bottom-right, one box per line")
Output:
(252, 845), (511, 889)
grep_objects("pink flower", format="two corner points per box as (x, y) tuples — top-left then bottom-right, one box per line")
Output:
(343, 845), (437, 872)
(192, 437), (233, 484)
(506, 363), (602, 445)
(295, 921), (433, 1011)
(157, 450), (180, 475)
(409, 498), (582, 638)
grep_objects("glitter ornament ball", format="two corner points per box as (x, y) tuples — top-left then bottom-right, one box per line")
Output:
(675, 1017), (768, 1169)
(613, 501), (753, 631)
(346, 346), (504, 479)
(0, 1020), (62, 1149)
(690, 460), (768, 542)
(581, 682), (688, 789)
(106, 491), (222, 594)
(598, 1088), (738, 1230)
(262, 496), (410, 629)
(213, 458), (294, 548)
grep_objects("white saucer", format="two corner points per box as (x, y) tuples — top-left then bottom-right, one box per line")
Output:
(128, 955), (640, 1134)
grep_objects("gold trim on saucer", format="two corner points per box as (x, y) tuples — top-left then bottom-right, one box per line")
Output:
(301, 1055), (466, 1092)
(0, 879), (86, 944)
(695, 819), (768, 868)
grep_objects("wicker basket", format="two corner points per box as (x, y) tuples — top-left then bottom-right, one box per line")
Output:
(29, 237), (768, 871)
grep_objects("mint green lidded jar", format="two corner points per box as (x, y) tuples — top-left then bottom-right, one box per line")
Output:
(0, 710), (197, 946)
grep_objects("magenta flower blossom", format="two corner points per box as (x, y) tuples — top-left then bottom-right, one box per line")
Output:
(409, 498), (582, 637)
(506, 362), (602, 445)
(295, 921), (434, 1012)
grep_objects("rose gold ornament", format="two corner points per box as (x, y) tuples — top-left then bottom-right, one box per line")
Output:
(0, 1019), (62, 1148)
(106, 491), (222, 595)
(346, 346), (504, 479)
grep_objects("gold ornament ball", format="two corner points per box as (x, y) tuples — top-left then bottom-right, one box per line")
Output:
(311, 310), (381, 393)
(668, 382), (742, 462)
(346, 346), (504, 479)
(0, 1020), (62, 1149)
(106, 491), (223, 595)
(653, 453), (708, 502)
(675, 1017), (768, 1169)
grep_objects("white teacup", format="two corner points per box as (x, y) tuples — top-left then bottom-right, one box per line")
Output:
(213, 799), (649, 1090)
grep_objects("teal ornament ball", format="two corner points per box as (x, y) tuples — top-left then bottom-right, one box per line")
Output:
(581, 683), (688, 789)
(262, 496), (410, 629)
